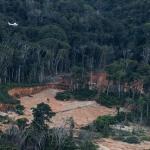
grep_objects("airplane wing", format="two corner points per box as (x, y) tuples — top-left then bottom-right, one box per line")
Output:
(8, 22), (18, 26)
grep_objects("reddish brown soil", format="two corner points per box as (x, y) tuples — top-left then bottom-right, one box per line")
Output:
(52, 102), (115, 128)
(3, 85), (149, 149)
(8, 88), (116, 128)
(8, 83), (67, 98)
(0, 104), (15, 112)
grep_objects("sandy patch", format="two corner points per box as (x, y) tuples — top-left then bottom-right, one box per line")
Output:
(8, 88), (116, 128)
(52, 103), (115, 128)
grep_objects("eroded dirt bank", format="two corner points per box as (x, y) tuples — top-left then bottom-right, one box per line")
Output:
(8, 83), (67, 98)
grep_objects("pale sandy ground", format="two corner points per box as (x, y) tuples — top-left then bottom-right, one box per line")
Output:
(52, 103), (115, 128)
(2, 87), (150, 149)
(111, 124), (137, 133)
(7, 88), (116, 128)
(96, 138), (150, 150)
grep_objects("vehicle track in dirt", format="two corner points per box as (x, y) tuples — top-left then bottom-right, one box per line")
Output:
(6, 86), (150, 149)
(8, 88), (116, 128)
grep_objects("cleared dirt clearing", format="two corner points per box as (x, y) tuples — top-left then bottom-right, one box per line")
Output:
(9, 88), (116, 128)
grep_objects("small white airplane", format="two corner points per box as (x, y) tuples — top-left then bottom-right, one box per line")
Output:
(8, 22), (18, 27)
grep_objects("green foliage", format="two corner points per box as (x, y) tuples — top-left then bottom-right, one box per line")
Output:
(55, 89), (97, 101)
(97, 93), (122, 107)
(71, 66), (89, 90)
(114, 112), (126, 123)
(0, 0), (149, 91)
(55, 91), (72, 101)
(16, 118), (28, 129)
(47, 133), (77, 150)
(94, 113), (134, 137)
(72, 89), (97, 100)
(114, 112), (133, 123)
(0, 105), (94, 150)
(15, 104), (25, 115)
(123, 136), (140, 144)
(79, 141), (98, 150)
(112, 130), (132, 142)
(0, 0), (149, 141)
(141, 135), (150, 141)
(61, 138), (77, 150)
(39, 25), (68, 42)
(0, 84), (19, 104)
(0, 115), (9, 124)
(95, 115), (116, 136)
(106, 60), (126, 81)
(32, 103), (55, 129)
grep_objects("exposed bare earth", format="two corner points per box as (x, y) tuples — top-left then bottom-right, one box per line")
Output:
(52, 102), (116, 128)
(96, 138), (150, 150)
(2, 86), (150, 149)
(8, 88), (116, 128)
(8, 83), (67, 98)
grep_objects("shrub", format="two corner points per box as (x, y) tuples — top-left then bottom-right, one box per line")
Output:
(97, 93), (122, 107)
(124, 136), (140, 144)
(0, 84), (19, 104)
(112, 130), (132, 141)
(15, 104), (25, 115)
(72, 89), (97, 100)
(55, 91), (72, 101)
(95, 115), (116, 136)
(114, 112), (125, 122)
(62, 138), (77, 150)
(141, 136), (150, 141)
(0, 115), (9, 123)
(55, 89), (97, 101)
(16, 118), (28, 129)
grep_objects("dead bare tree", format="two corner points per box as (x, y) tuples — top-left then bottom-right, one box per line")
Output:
(51, 117), (75, 150)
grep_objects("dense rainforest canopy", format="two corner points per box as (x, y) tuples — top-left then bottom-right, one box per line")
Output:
(0, 0), (149, 85)
(0, 1), (150, 149)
